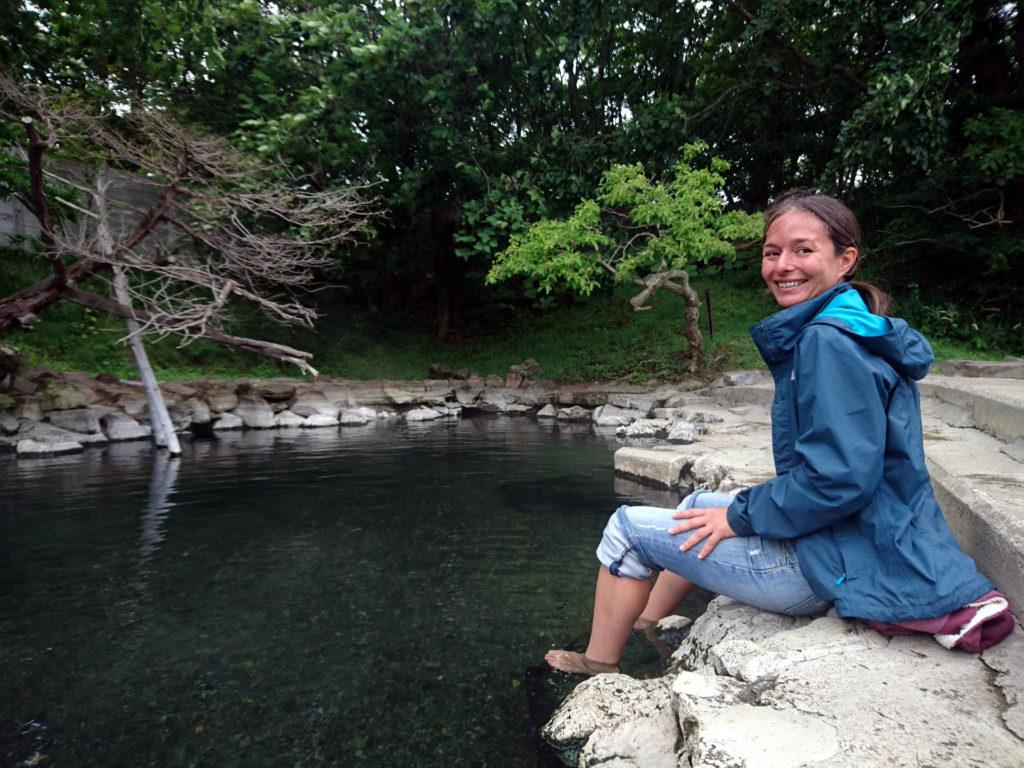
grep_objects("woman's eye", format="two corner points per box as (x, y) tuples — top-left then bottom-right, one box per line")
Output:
(763, 251), (779, 259)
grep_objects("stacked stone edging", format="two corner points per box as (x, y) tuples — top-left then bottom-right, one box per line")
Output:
(0, 361), (710, 459)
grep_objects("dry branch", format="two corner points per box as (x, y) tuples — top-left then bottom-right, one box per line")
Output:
(0, 75), (375, 372)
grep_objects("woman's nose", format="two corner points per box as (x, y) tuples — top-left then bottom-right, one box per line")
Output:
(776, 251), (795, 270)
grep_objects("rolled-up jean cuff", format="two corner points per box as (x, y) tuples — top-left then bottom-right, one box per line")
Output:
(679, 487), (735, 509)
(596, 505), (655, 580)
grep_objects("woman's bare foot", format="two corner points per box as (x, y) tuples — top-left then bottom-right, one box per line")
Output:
(544, 650), (619, 675)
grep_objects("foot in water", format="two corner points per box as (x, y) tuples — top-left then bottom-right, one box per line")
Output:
(544, 650), (619, 676)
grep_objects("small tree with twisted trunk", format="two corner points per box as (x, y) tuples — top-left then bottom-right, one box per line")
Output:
(486, 144), (762, 370)
(0, 76), (374, 376)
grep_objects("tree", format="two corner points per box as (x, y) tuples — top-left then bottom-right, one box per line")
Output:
(4, 0), (1020, 351)
(486, 144), (762, 368)
(0, 76), (374, 375)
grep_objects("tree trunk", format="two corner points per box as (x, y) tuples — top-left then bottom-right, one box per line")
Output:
(94, 172), (181, 455)
(679, 279), (704, 371)
(629, 268), (704, 370)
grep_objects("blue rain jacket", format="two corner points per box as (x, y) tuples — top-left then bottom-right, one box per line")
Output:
(726, 283), (993, 622)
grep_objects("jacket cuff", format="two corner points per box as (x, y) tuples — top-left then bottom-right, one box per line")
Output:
(727, 492), (755, 538)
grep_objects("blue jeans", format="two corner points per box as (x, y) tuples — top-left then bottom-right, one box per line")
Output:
(596, 490), (832, 616)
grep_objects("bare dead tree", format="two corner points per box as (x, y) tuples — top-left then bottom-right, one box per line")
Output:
(0, 75), (375, 375)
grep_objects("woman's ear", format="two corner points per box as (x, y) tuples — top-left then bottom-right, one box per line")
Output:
(839, 247), (858, 278)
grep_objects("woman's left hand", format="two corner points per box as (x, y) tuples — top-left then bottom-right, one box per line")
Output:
(669, 506), (737, 559)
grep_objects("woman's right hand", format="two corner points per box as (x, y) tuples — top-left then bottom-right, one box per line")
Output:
(669, 506), (736, 560)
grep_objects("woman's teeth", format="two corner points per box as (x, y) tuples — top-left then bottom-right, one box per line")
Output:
(777, 280), (803, 288)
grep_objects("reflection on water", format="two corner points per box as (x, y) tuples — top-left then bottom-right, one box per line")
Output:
(0, 418), (684, 767)
(139, 453), (179, 565)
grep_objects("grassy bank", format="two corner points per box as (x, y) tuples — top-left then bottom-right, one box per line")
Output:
(2, 253), (1018, 382)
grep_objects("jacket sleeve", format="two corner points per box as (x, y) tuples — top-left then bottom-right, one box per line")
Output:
(726, 326), (891, 540)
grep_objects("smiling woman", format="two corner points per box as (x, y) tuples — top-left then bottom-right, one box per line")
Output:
(762, 211), (855, 307)
(760, 190), (890, 315)
(545, 188), (1010, 676)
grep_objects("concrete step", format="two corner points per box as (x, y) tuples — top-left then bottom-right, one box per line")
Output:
(922, 414), (1024, 614)
(934, 359), (1024, 379)
(920, 374), (1024, 444)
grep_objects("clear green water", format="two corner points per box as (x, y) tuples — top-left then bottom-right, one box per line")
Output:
(1, 418), (691, 767)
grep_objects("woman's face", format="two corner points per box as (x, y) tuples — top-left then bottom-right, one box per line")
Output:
(761, 210), (856, 308)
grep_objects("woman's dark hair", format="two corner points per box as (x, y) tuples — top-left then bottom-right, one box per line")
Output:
(764, 188), (892, 315)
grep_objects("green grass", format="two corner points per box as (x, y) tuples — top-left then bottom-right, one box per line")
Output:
(3, 251), (1020, 382)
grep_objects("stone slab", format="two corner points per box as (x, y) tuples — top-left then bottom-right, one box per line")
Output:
(923, 416), (1024, 618)
(935, 360), (1024, 379)
(921, 375), (1024, 443)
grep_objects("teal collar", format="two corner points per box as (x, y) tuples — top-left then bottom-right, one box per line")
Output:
(816, 287), (890, 337)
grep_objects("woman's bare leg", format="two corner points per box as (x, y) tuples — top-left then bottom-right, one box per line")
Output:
(635, 571), (694, 629)
(545, 565), (652, 675)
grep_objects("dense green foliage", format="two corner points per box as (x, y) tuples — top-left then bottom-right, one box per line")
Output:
(3, 249), (1008, 382)
(487, 146), (762, 295)
(2, 0), (1022, 369)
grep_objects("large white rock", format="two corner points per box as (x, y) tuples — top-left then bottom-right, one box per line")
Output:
(384, 387), (419, 405)
(536, 404), (558, 419)
(455, 388), (482, 406)
(0, 411), (18, 435)
(405, 406), (443, 422)
(302, 413), (340, 428)
(290, 391), (339, 418)
(206, 390), (238, 413)
(212, 412), (244, 431)
(607, 393), (661, 416)
(17, 438), (83, 456)
(339, 406), (377, 425)
(173, 397), (212, 427)
(542, 675), (677, 767)
(234, 396), (276, 428)
(672, 672), (841, 768)
(616, 419), (669, 438)
(13, 398), (42, 421)
(117, 395), (148, 419)
(102, 412), (152, 441)
(45, 407), (101, 434)
(549, 596), (1024, 768)
(557, 406), (592, 422)
(593, 404), (646, 427)
(479, 389), (513, 413)
(17, 420), (107, 447)
(40, 381), (93, 411)
(274, 410), (304, 427)
(667, 421), (699, 444)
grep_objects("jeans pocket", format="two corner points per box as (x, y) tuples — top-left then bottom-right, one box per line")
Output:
(783, 592), (830, 616)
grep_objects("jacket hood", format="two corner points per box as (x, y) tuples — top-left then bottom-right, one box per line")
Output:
(750, 283), (934, 380)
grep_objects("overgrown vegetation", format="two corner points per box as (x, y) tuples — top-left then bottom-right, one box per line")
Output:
(4, 249), (1014, 383)
(1, 1), (1022, 371)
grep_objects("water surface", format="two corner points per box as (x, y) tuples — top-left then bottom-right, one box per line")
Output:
(1, 418), (687, 767)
